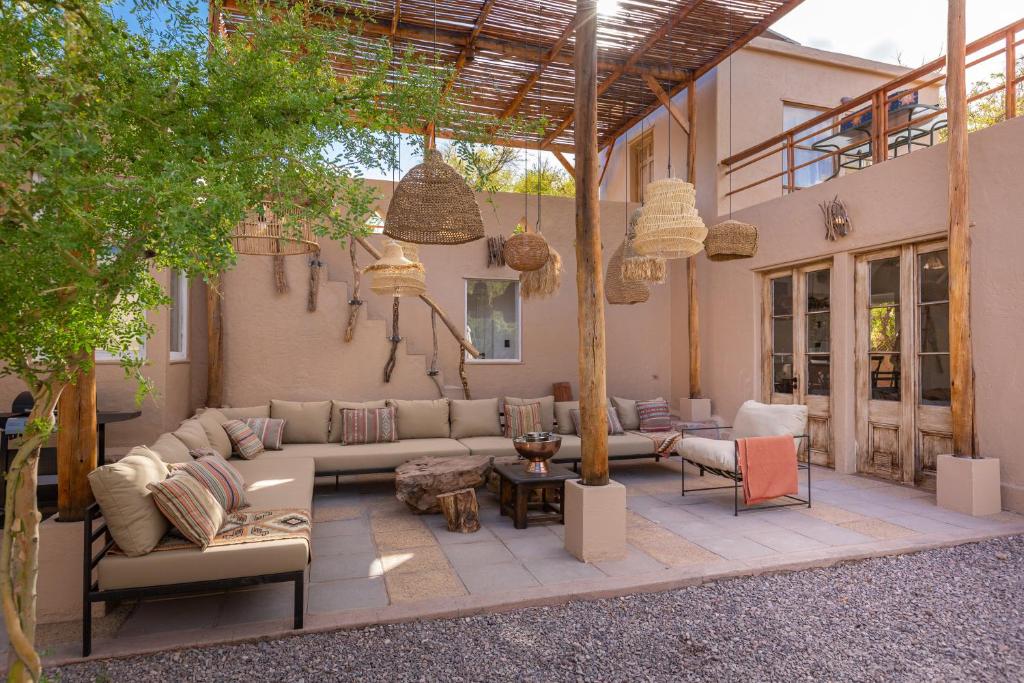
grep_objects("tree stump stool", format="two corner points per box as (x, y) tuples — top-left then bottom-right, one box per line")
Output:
(436, 488), (480, 533)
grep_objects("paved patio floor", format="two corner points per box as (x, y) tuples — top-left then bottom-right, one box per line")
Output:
(39, 458), (1024, 665)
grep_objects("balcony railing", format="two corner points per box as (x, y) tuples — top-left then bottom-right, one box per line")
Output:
(720, 18), (1023, 202)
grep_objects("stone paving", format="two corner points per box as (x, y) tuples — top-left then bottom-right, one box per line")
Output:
(39, 458), (1024, 664)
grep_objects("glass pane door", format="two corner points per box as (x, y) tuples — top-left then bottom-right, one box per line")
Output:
(771, 276), (794, 395)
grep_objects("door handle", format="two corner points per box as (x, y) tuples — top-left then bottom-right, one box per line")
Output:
(792, 375), (800, 392)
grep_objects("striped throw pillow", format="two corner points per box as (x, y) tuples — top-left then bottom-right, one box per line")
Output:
(636, 399), (672, 432)
(147, 471), (225, 549)
(222, 419), (264, 459)
(179, 455), (249, 512)
(341, 407), (397, 445)
(569, 407), (624, 436)
(244, 418), (285, 450)
(503, 402), (543, 438)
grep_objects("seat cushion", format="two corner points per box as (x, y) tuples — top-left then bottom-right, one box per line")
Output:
(732, 401), (808, 439)
(262, 439), (470, 473)
(551, 433), (657, 462)
(271, 400), (331, 443)
(677, 436), (737, 473)
(457, 436), (519, 458)
(232, 456), (315, 511)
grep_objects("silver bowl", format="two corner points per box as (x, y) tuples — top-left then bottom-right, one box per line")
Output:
(512, 433), (562, 475)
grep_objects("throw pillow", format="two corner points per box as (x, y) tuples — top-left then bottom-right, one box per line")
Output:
(388, 399), (450, 439)
(611, 396), (664, 431)
(196, 408), (232, 458)
(222, 419), (264, 459)
(504, 396), (555, 431)
(270, 399), (332, 443)
(148, 471), (226, 550)
(172, 419), (211, 452)
(636, 399), (672, 432)
(569, 408), (624, 436)
(503, 402), (543, 438)
(553, 401), (580, 435)
(244, 417), (286, 450)
(149, 432), (192, 464)
(87, 448), (169, 557)
(341, 407), (397, 445)
(449, 398), (502, 438)
(329, 400), (387, 442)
(179, 455), (250, 512)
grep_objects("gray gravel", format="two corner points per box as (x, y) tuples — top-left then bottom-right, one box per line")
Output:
(52, 536), (1024, 682)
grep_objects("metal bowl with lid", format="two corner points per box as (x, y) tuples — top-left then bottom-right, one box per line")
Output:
(512, 432), (562, 475)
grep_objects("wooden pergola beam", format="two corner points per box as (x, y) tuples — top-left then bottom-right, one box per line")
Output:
(552, 149), (575, 176)
(643, 75), (689, 136)
(598, 135), (617, 186)
(498, 18), (579, 120)
(441, 0), (499, 97)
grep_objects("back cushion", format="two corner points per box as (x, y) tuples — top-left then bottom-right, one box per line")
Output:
(329, 400), (388, 442)
(87, 448), (169, 557)
(196, 408), (232, 459)
(341, 407), (398, 445)
(220, 405), (271, 421)
(553, 401), (580, 435)
(150, 432), (192, 464)
(504, 396), (555, 432)
(271, 400), (331, 443)
(732, 400), (808, 440)
(388, 399), (450, 439)
(612, 396), (664, 431)
(450, 398), (502, 439)
(172, 419), (211, 452)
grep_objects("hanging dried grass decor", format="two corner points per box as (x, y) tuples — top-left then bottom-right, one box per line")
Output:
(383, 150), (484, 245)
(232, 205), (319, 256)
(520, 244), (562, 299)
(622, 208), (666, 283)
(704, 219), (758, 261)
(633, 179), (707, 259)
(365, 240), (427, 297)
(606, 241), (650, 305)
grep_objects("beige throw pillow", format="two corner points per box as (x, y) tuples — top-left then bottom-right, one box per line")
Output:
(87, 447), (170, 557)
(504, 396), (555, 432)
(388, 399), (450, 439)
(450, 398), (501, 438)
(196, 408), (232, 459)
(553, 401), (580, 435)
(270, 399), (331, 443)
(329, 400), (388, 442)
(172, 419), (211, 452)
(149, 432), (192, 464)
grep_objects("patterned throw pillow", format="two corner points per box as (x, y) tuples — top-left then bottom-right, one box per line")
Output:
(569, 408), (624, 436)
(147, 471), (226, 549)
(244, 418), (286, 450)
(503, 402), (543, 438)
(341, 407), (397, 445)
(179, 455), (249, 512)
(222, 419), (264, 459)
(636, 399), (672, 432)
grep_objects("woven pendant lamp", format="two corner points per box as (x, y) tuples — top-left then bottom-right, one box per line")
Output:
(231, 205), (319, 256)
(504, 221), (549, 272)
(520, 244), (562, 299)
(383, 150), (484, 245)
(606, 241), (649, 305)
(704, 219), (758, 261)
(633, 178), (707, 259)
(622, 208), (666, 283)
(366, 241), (426, 297)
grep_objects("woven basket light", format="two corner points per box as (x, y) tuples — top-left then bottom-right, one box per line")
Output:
(503, 228), (550, 272)
(231, 207), (319, 256)
(520, 244), (562, 299)
(633, 178), (707, 259)
(622, 208), (666, 283)
(704, 220), (758, 261)
(606, 240), (649, 305)
(366, 241), (427, 297)
(396, 241), (419, 262)
(383, 150), (484, 245)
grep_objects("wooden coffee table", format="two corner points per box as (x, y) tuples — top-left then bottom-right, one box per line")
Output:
(494, 463), (577, 529)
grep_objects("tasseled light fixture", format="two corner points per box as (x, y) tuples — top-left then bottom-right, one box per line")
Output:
(366, 241), (426, 297)
(632, 178), (707, 259)
(622, 208), (667, 283)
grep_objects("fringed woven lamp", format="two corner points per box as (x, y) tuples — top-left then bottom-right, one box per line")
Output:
(622, 208), (666, 283)
(504, 220), (549, 272)
(231, 205), (319, 256)
(704, 219), (758, 261)
(632, 178), (707, 259)
(366, 240), (426, 297)
(606, 241), (650, 305)
(383, 150), (484, 245)
(520, 244), (562, 299)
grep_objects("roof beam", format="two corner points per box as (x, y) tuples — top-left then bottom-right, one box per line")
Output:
(390, 0), (400, 34)
(499, 17), (578, 121)
(643, 75), (689, 136)
(441, 0), (499, 96)
(552, 150), (575, 176)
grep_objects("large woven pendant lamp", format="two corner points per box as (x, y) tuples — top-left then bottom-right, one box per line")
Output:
(632, 178), (707, 259)
(366, 240), (427, 297)
(231, 204), (319, 256)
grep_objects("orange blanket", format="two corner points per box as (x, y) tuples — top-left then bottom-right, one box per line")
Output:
(737, 435), (798, 505)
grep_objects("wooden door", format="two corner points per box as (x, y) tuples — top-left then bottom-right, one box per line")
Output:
(762, 263), (834, 467)
(855, 242), (952, 485)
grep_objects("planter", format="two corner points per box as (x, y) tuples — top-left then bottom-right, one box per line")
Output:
(564, 479), (626, 562)
(679, 397), (712, 422)
(936, 454), (1002, 517)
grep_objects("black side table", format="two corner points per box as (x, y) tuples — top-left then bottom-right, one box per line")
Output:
(494, 463), (577, 529)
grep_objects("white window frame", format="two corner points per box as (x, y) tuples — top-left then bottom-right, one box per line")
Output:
(463, 277), (522, 364)
(169, 270), (189, 362)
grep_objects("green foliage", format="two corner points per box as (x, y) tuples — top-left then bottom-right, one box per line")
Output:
(966, 58), (1023, 132)
(440, 143), (575, 197)
(511, 156), (576, 198)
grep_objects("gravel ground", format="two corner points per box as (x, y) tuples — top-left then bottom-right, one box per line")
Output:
(52, 536), (1024, 683)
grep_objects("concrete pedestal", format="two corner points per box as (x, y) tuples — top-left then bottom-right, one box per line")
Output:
(38, 516), (104, 624)
(679, 398), (712, 422)
(564, 479), (626, 563)
(937, 454), (1002, 517)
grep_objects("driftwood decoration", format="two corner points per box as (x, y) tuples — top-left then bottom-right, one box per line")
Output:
(427, 310), (443, 397)
(307, 253), (322, 312)
(458, 348), (471, 399)
(820, 195), (852, 241)
(273, 255), (289, 294)
(437, 488), (480, 533)
(344, 238), (363, 342)
(383, 297), (401, 383)
(487, 235), (507, 267)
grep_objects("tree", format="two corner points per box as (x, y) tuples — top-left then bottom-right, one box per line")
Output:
(441, 143), (575, 197)
(0, 1), (481, 678)
(511, 156), (576, 197)
(966, 58), (1023, 131)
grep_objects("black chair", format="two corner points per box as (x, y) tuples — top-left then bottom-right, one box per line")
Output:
(11, 391), (33, 416)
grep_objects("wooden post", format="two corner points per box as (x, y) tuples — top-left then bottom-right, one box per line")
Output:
(56, 354), (97, 521)
(947, 0), (975, 456)
(686, 80), (701, 400)
(1006, 29), (1017, 120)
(206, 276), (224, 407)
(871, 91), (886, 164)
(574, 0), (609, 487)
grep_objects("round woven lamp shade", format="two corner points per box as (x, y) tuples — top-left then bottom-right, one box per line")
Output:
(606, 240), (650, 305)
(633, 178), (707, 260)
(704, 220), (758, 261)
(504, 229), (549, 272)
(383, 150), (485, 245)
(366, 241), (426, 297)
(231, 208), (319, 256)
(622, 208), (666, 284)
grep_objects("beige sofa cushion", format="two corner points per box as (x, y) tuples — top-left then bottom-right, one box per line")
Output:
(328, 400), (388, 442)
(271, 399), (331, 443)
(450, 398), (501, 439)
(551, 433), (657, 462)
(553, 401), (579, 435)
(457, 436), (518, 458)
(196, 408), (232, 458)
(172, 419), (210, 452)
(149, 432), (192, 464)
(388, 399), (450, 440)
(266, 439), (469, 473)
(731, 400), (807, 439)
(220, 405), (270, 420)
(505, 396), (555, 432)
(232, 456), (315, 511)
(677, 437), (737, 473)
(88, 448), (169, 557)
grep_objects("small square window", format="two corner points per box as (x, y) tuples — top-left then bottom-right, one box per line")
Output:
(465, 279), (521, 362)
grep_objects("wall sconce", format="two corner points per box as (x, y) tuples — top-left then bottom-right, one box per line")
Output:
(819, 195), (852, 241)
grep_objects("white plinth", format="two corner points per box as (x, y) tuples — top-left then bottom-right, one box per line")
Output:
(564, 479), (626, 563)
(936, 454), (1002, 517)
(679, 398), (712, 422)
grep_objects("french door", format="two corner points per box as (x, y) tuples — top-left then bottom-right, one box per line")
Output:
(854, 242), (952, 486)
(762, 262), (833, 467)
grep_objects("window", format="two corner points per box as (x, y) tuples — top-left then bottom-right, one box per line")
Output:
(629, 130), (655, 203)
(869, 257), (901, 401)
(465, 279), (520, 362)
(770, 276), (794, 393)
(783, 103), (834, 189)
(805, 268), (831, 396)
(169, 270), (188, 361)
(918, 249), (949, 405)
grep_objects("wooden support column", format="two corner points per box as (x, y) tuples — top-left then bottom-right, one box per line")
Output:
(1006, 29), (1017, 120)
(686, 81), (701, 399)
(574, 0), (608, 487)
(57, 354), (97, 521)
(947, 0), (975, 455)
(206, 276), (224, 407)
